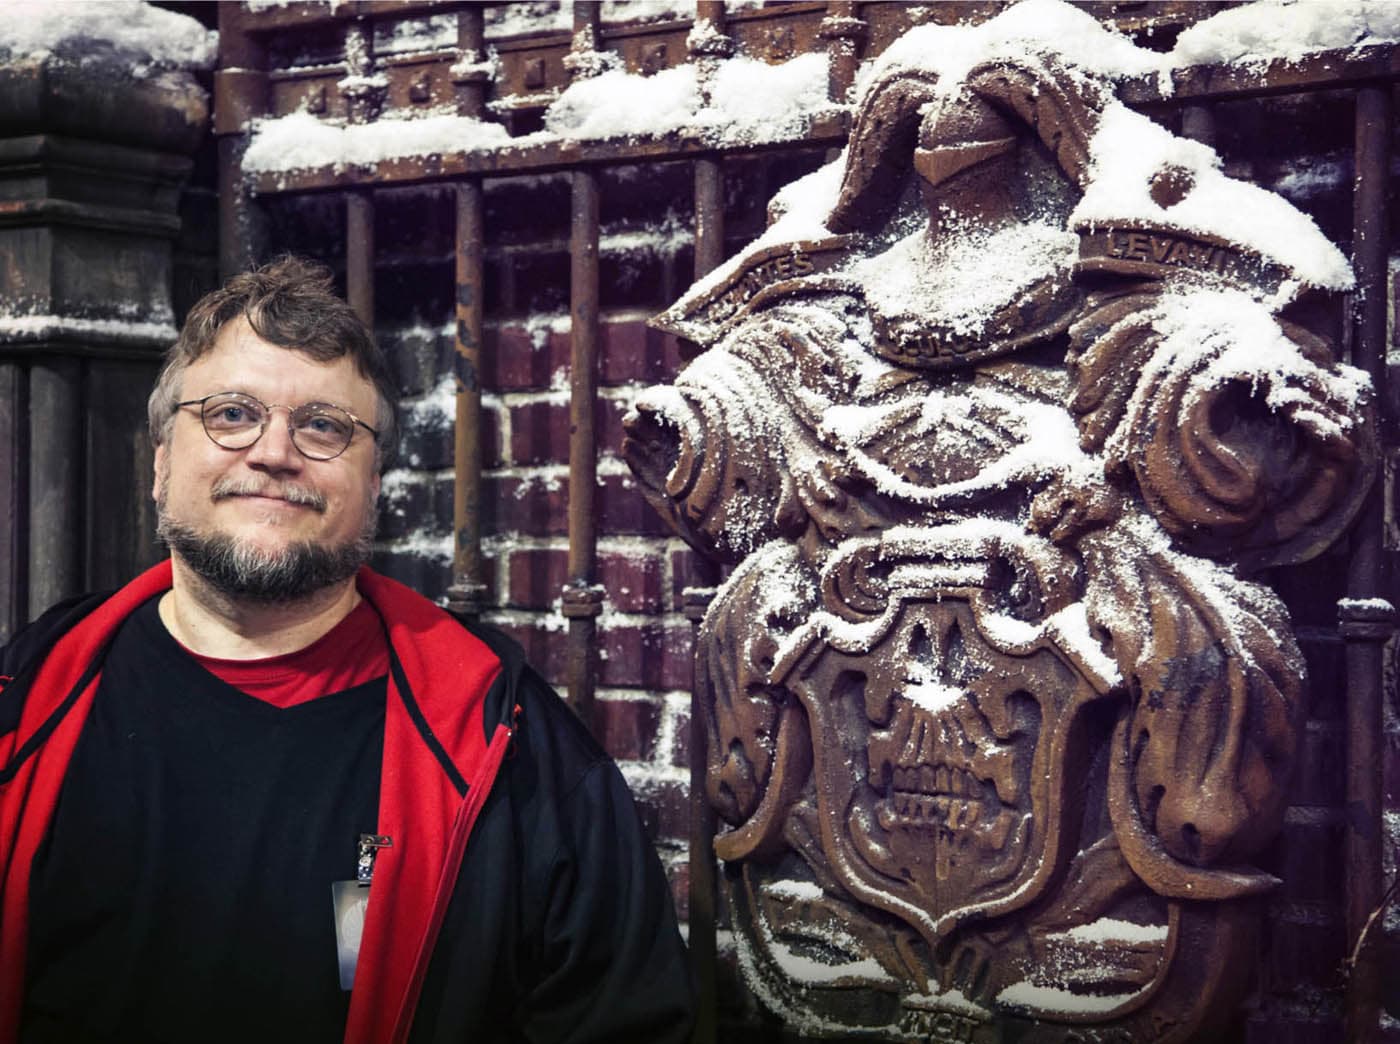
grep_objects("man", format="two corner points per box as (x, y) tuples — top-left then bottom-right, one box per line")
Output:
(0, 258), (694, 1044)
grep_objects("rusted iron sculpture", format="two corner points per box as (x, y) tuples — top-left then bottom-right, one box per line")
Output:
(623, 18), (1375, 1044)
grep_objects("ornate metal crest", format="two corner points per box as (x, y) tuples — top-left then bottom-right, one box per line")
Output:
(624, 7), (1375, 1040)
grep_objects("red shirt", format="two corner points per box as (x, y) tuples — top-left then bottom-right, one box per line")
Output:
(183, 599), (390, 707)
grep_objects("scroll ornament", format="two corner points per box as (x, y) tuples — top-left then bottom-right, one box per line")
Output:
(623, 3), (1374, 1039)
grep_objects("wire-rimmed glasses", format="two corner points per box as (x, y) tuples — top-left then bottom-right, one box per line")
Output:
(175, 391), (379, 461)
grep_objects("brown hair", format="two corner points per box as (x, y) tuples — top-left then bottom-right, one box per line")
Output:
(147, 256), (398, 467)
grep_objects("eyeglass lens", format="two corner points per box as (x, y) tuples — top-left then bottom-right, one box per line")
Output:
(201, 393), (356, 460)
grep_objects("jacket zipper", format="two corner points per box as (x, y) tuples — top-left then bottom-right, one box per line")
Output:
(387, 719), (515, 1044)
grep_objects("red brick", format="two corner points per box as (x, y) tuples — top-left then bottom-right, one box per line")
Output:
(671, 705), (691, 769)
(482, 474), (568, 537)
(477, 549), (502, 606)
(509, 397), (631, 467)
(599, 619), (692, 689)
(509, 400), (568, 467)
(669, 547), (720, 611)
(481, 323), (569, 392)
(507, 547), (569, 609)
(1260, 909), (1345, 993)
(1385, 727), (1400, 807)
(377, 478), (433, 540)
(594, 696), (661, 762)
(481, 401), (505, 469)
(598, 550), (664, 613)
(370, 549), (451, 603)
(598, 396), (632, 460)
(1262, 814), (1346, 905)
(490, 617), (568, 687)
(599, 473), (674, 537)
(416, 391), (503, 469)
(600, 320), (682, 387)
(629, 777), (689, 844)
(1290, 722), (1346, 807)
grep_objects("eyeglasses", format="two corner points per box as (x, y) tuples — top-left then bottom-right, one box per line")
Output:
(175, 391), (380, 461)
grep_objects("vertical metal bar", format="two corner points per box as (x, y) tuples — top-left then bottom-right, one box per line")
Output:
(1342, 84), (1391, 1044)
(572, 0), (602, 53)
(214, 5), (266, 278)
(686, 155), (726, 1044)
(684, 585), (718, 1044)
(559, 0), (605, 730)
(342, 17), (378, 331)
(447, 180), (488, 620)
(0, 362), (29, 640)
(452, 5), (488, 119)
(345, 193), (375, 330)
(562, 168), (602, 731)
(819, 1), (866, 104)
(695, 1), (726, 26)
(691, 2), (734, 106)
(694, 158), (725, 279)
(28, 359), (82, 619)
(444, 0), (489, 619)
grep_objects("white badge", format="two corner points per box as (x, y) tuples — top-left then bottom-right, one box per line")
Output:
(332, 880), (370, 990)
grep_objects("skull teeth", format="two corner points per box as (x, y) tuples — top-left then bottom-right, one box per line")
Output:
(875, 794), (984, 831)
(889, 764), (985, 799)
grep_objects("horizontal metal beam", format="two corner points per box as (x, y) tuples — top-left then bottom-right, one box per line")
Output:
(1122, 42), (1400, 105)
(250, 112), (849, 195)
(247, 42), (1400, 198)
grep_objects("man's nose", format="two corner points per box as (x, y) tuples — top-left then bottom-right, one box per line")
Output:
(243, 412), (304, 472)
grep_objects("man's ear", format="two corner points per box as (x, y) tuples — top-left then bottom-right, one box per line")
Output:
(153, 443), (167, 502)
(370, 469), (381, 501)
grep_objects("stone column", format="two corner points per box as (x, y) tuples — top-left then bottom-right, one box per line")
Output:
(0, 36), (208, 636)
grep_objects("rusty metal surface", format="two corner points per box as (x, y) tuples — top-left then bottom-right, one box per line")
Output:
(820, 1), (864, 104)
(690, 146), (727, 1044)
(564, 160), (601, 732)
(216, 5), (266, 279)
(453, 6), (487, 119)
(248, 111), (852, 195)
(1342, 83), (1392, 1044)
(622, 36), (1376, 1041)
(236, 1), (1400, 200)
(345, 191), (375, 327)
(445, 179), (487, 621)
(1123, 42), (1400, 105)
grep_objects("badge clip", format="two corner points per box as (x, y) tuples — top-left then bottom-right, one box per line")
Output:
(356, 833), (393, 886)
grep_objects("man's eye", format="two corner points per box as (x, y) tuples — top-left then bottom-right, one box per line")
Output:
(208, 403), (259, 428)
(298, 412), (351, 438)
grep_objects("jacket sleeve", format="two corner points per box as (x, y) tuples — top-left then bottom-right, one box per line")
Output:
(520, 758), (695, 1044)
(2, 593), (106, 744)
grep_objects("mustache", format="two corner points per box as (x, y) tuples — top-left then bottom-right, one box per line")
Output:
(210, 477), (327, 512)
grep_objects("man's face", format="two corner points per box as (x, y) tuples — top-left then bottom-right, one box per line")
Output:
(153, 317), (382, 600)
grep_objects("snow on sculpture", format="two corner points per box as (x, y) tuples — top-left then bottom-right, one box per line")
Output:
(622, 3), (1375, 1040)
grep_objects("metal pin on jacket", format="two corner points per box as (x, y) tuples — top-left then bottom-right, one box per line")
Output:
(357, 834), (393, 886)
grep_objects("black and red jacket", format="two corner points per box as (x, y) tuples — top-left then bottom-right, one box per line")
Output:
(0, 562), (693, 1044)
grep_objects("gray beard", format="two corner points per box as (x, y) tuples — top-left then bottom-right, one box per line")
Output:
(156, 507), (374, 605)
